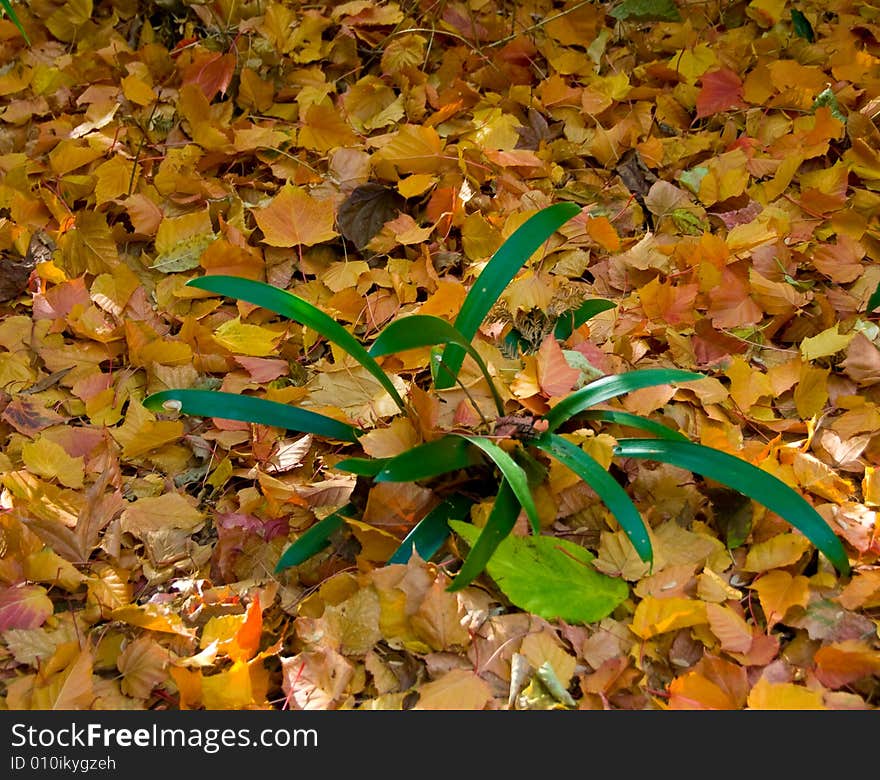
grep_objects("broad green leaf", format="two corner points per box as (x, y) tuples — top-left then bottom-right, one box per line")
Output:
(553, 299), (617, 341)
(388, 494), (475, 565)
(544, 368), (703, 432)
(436, 202), (581, 389)
(464, 437), (539, 533)
(143, 389), (361, 442)
(613, 439), (851, 576)
(275, 504), (353, 572)
(449, 482), (520, 591)
(610, 0), (682, 22)
(334, 457), (388, 476)
(534, 433), (652, 564)
(186, 276), (406, 412)
(450, 521), (629, 623)
(576, 410), (689, 441)
(370, 314), (504, 413)
(375, 436), (479, 482)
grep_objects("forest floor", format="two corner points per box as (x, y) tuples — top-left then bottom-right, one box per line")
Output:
(1, 0), (879, 710)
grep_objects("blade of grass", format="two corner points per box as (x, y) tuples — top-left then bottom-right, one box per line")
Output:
(187, 276), (406, 412)
(0, 0), (29, 42)
(388, 494), (475, 565)
(868, 281), (880, 313)
(544, 368), (704, 432)
(463, 436), (539, 534)
(448, 482), (520, 591)
(374, 436), (479, 482)
(534, 433), (652, 564)
(576, 410), (689, 441)
(436, 202), (581, 389)
(334, 457), (389, 477)
(370, 314), (505, 414)
(275, 504), (354, 572)
(143, 389), (361, 442)
(553, 299), (617, 341)
(613, 439), (851, 576)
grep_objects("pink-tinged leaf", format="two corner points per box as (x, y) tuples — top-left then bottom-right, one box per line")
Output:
(706, 603), (753, 654)
(0, 583), (54, 630)
(537, 334), (580, 397)
(232, 356), (289, 383)
(181, 51), (236, 101)
(696, 68), (746, 118)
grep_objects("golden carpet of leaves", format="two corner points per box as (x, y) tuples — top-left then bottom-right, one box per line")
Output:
(1, 0), (879, 710)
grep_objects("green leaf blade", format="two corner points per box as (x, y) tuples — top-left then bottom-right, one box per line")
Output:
(535, 433), (652, 564)
(544, 368), (704, 432)
(436, 202), (581, 388)
(613, 439), (851, 576)
(143, 389), (361, 442)
(553, 299), (617, 342)
(187, 275), (406, 411)
(388, 494), (475, 565)
(465, 437), (540, 534)
(275, 505), (353, 572)
(577, 410), (689, 441)
(375, 436), (478, 483)
(448, 482), (521, 591)
(450, 520), (629, 623)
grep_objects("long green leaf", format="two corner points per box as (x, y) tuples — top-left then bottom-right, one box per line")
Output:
(388, 494), (475, 565)
(187, 275), (406, 412)
(868, 281), (880, 313)
(576, 410), (689, 441)
(553, 299), (617, 341)
(613, 439), (851, 576)
(544, 368), (704, 432)
(436, 202), (581, 389)
(449, 482), (520, 591)
(374, 436), (479, 483)
(334, 457), (388, 476)
(535, 433), (652, 564)
(0, 0), (29, 42)
(275, 504), (354, 572)
(464, 436), (539, 533)
(143, 389), (361, 442)
(370, 314), (505, 414)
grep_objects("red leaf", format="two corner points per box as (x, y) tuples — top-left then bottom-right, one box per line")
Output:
(181, 51), (235, 101)
(0, 583), (53, 630)
(696, 68), (746, 119)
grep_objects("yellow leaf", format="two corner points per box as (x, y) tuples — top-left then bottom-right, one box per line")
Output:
(111, 400), (184, 459)
(120, 493), (204, 538)
(630, 596), (709, 639)
(253, 184), (339, 247)
(111, 603), (196, 638)
(413, 668), (492, 710)
(24, 548), (86, 591)
(668, 44), (717, 84)
(201, 614), (247, 650)
(93, 155), (137, 205)
(201, 660), (254, 710)
(213, 316), (284, 357)
(800, 325), (854, 361)
(520, 630), (577, 685)
(21, 436), (84, 489)
(170, 666), (203, 710)
(794, 363), (829, 419)
(747, 0), (787, 27)
(46, 0), (92, 41)
(725, 355), (773, 411)
(397, 173), (435, 198)
(117, 636), (169, 699)
(345, 517), (401, 562)
(750, 570), (809, 629)
(299, 102), (359, 153)
(121, 74), (156, 106)
(371, 124), (444, 179)
(863, 467), (880, 507)
(31, 647), (94, 710)
(743, 532), (814, 572)
(746, 677), (824, 709)
(359, 417), (419, 459)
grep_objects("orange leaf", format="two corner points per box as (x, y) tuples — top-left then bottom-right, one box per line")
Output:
(706, 603), (753, 654)
(630, 596), (708, 639)
(668, 670), (742, 710)
(180, 50), (235, 101)
(585, 216), (620, 252)
(813, 640), (880, 689)
(231, 594), (263, 662)
(749, 570), (809, 629)
(413, 669), (492, 710)
(537, 334), (580, 397)
(252, 184), (339, 248)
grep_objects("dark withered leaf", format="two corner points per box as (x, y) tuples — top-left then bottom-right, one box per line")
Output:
(336, 183), (405, 252)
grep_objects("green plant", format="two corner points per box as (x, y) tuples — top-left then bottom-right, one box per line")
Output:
(144, 202), (850, 615)
(1, 0), (29, 42)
